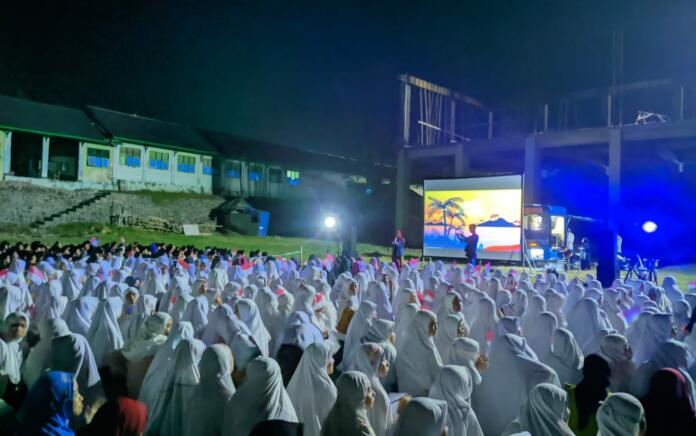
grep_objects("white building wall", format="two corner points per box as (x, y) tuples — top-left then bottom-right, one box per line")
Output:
(172, 151), (198, 188)
(113, 143), (145, 182)
(143, 146), (173, 187)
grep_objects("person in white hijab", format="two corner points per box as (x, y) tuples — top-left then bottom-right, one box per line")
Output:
(287, 342), (337, 436)
(63, 291), (98, 337)
(222, 356), (298, 436)
(50, 331), (103, 406)
(254, 287), (284, 349)
(661, 275), (684, 307)
(434, 314), (467, 363)
(181, 294), (209, 338)
(120, 294), (157, 341)
(342, 301), (376, 370)
(392, 397), (448, 436)
(0, 312), (29, 391)
(596, 392), (646, 436)
(599, 333), (635, 393)
(321, 370), (375, 436)
(501, 383), (574, 436)
(625, 312), (673, 364)
(521, 294), (546, 339)
(448, 337), (484, 386)
(149, 337), (206, 436)
(86, 287), (125, 368)
(394, 303), (418, 345)
(473, 333), (560, 435)
(567, 298), (607, 350)
(366, 281), (395, 321)
(23, 318), (71, 389)
(630, 338), (695, 399)
(544, 289), (567, 327)
(672, 299), (691, 340)
(509, 288), (528, 318)
(348, 342), (390, 436)
(527, 312), (558, 361)
(138, 321), (194, 422)
(395, 310), (442, 395)
(563, 283), (584, 316)
(184, 343), (236, 436)
(167, 282), (194, 324)
(544, 327), (584, 386)
(602, 287), (628, 334)
(429, 365), (484, 436)
(235, 298), (271, 356)
(469, 296), (498, 354)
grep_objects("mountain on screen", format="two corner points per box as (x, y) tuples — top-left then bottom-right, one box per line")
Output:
(478, 217), (518, 227)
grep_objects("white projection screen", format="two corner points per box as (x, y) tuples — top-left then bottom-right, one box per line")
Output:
(422, 175), (523, 261)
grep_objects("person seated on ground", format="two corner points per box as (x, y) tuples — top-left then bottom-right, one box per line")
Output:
(565, 354), (611, 436)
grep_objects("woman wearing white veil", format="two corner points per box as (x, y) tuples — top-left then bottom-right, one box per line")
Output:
(662, 275), (684, 307)
(520, 294), (546, 337)
(501, 383), (574, 436)
(567, 298), (606, 350)
(544, 327), (584, 386)
(391, 397), (448, 436)
(348, 342), (390, 436)
(394, 310), (442, 395)
(366, 281), (395, 321)
(286, 342), (336, 436)
(149, 337), (205, 436)
(596, 392), (646, 436)
(341, 301), (376, 370)
(473, 333), (560, 436)
(120, 312), (172, 397)
(23, 318), (71, 389)
(184, 344), (236, 436)
(448, 337), (484, 387)
(625, 311), (673, 364)
(120, 294), (157, 341)
(321, 371), (375, 436)
(235, 298), (271, 356)
(222, 356), (298, 436)
(86, 286), (124, 368)
(526, 312), (557, 361)
(469, 296), (498, 354)
(434, 314), (468, 363)
(429, 365), (484, 436)
(50, 330), (103, 406)
(599, 333), (635, 392)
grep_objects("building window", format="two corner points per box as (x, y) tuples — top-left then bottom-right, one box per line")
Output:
(287, 170), (300, 186)
(248, 163), (263, 182)
(149, 150), (169, 170)
(201, 157), (213, 175)
(177, 155), (196, 173)
(269, 168), (283, 183)
(87, 147), (110, 168)
(119, 147), (141, 168)
(225, 161), (241, 178)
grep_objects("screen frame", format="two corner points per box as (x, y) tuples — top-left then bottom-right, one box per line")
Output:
(422, 174), (524, 262)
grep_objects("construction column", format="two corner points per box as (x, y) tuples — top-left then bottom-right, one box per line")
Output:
(523, 135), (539, 204)
(395, 148), (410, 234)
(598, 128), (622, 286)
(41, 137), (49, 178)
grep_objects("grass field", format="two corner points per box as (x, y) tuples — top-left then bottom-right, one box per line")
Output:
(1, 222), (693, 290)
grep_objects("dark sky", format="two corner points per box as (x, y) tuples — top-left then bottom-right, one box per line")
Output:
(1, 1), (695, 161)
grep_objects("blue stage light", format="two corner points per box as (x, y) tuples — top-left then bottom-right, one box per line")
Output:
(642, 221), (657, 233)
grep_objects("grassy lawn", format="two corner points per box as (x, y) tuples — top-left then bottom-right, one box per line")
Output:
(1, 223), (693, 289)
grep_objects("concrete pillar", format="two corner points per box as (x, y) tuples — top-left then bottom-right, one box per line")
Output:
(598, 128), (622, 286)
(523, 135), (539, 205)
(453, 144), (470, 178)
(41, 137), (49, 178)
(3, 131), (11, 175)
(395, 149), (410, 233)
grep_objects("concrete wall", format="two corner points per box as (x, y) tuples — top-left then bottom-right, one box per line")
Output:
(0, 181), (224, 226)
(113, 143), (145, 182)
(80, 142), (113, 185)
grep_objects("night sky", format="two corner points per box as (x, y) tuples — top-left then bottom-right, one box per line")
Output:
(1, 1), (695, 161)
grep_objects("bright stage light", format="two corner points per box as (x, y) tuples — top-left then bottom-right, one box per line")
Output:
(642, 221), (657, 234)
(323, 216), (337, 229)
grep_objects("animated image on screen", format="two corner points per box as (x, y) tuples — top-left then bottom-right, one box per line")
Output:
(423, 175), (523, 261)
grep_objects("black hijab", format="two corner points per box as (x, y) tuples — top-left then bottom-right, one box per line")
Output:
(575, 354), (611, 428)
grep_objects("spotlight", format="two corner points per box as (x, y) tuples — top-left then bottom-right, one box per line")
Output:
(642, 221), (657, 234)
(323, 216), (337, 229)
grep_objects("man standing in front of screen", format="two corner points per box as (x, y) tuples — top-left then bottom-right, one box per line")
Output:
(464, 224), (479, 265)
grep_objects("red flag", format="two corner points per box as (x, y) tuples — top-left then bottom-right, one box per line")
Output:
(275, 288), (285, 296)
(28, 265), (45, 285)
(177, 258), (189, 271)
(485, 330), (494, 342)
(408, 258), (420, 266)
(242, 262), (254, 271)
(0, 269), (7, 279)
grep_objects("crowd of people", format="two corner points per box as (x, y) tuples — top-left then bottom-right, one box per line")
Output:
(0, 238), (695, 435)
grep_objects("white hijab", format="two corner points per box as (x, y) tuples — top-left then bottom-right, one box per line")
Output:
(222, 356), (298, 436)
(544, 327), (583, 386)
(392, 397), (448, 436)
(342, 300), (376, 369)
(434, 314), (465, 363)
(473, 334), (560, 436)
(448, 337), (483, 386)
(625, 312), (673, 364)
(0, 312), (29, 384)
(394, 310), (442, 395)
(527, 311), (558, 361)
(151, 338), (205, 436)
(185, 344), (236, 436)
(138, 321), (194, 421)
(321, 371), (373, 436)
(348, 342), (390, 436)
(235, 298), (271, 356)
(599, 333), (635, 392)
(121, 294), (157, 341)
(50, 332), (102, 400)
(63, 295), (98, 336)
(596, 392), (645, 436)
(121, 312), (171, 362)
(429, 365), (484, 436)
(567, 298), (606, 349)
(181, 295), (209, 338)
(502, 383), (574, 436)
(469, 297), (498, 354)
(86, 292), (125, 367)
(287, 342), (337, 436)
(23, 318), (71, 388)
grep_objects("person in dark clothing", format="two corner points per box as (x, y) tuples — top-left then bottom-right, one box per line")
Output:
(464, 224), (479, 265)
(641, 368), (696, 436)
(391, 230), (405, 267)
